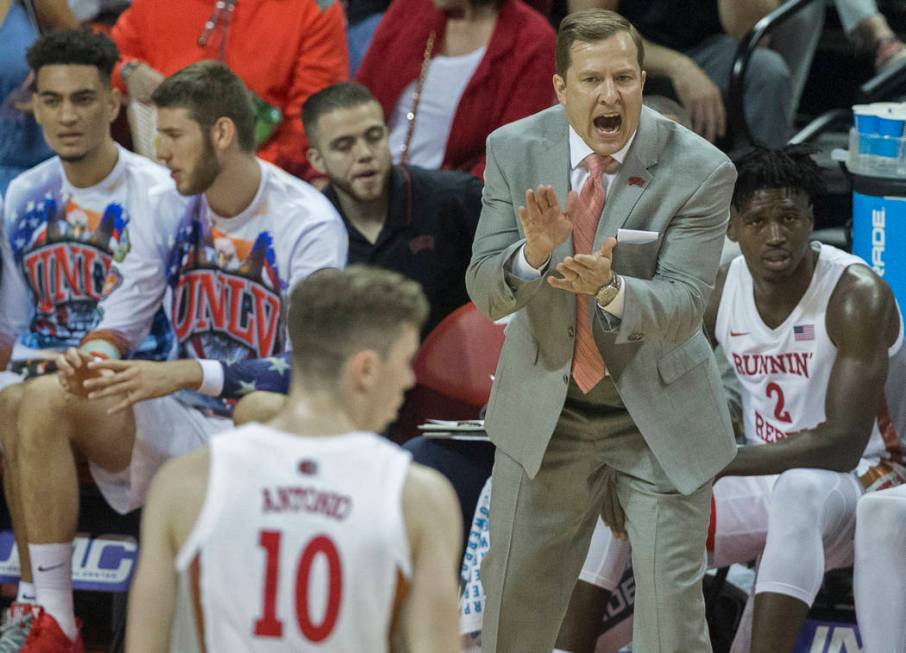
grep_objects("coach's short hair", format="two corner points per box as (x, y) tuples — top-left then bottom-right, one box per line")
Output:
(288, 265), (428, 383)
(27, 28), (120, 86)
(151, 60), (256, 153)
(556, 9), (644, 77)
(302, 82), (379, 148)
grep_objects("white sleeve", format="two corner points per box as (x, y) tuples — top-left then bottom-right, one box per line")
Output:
(286, 205), (348, 293)
(278, 204), (347, 355)
(82, 190), (178, 358)
(510, 244), (550, 279)
(0, 191), (36, 353)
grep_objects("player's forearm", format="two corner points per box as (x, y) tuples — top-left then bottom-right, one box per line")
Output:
(721, 428), (864, 477)
(167, 359), (204, 392)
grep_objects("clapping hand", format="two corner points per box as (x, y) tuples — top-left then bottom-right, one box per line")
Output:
(548, 237), (617, 296)
(518, 185), (578, 269)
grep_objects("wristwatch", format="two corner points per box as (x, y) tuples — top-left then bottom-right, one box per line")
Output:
(595, 273), (622, 307)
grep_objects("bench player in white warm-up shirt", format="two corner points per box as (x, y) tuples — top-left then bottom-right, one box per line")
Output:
(555, 145), (906, 653)
(13, 61), (347, 652)
(126, 266), (462, 653)
(0, 28), (176, 651)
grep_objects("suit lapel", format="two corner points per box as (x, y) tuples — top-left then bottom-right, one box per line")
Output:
(594, 106), (660, 251)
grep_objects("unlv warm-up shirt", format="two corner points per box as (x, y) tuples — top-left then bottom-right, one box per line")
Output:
(0, 146), (173, 362)
(715, 243), (906, 486)
(170, 425), (412, 652)
(86, 159), (347, 415)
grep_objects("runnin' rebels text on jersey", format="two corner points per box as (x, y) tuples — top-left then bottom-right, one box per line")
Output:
(715, 243), (906, 484)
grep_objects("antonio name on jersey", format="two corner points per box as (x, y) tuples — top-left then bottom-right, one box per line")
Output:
(261, 485), (353, 521)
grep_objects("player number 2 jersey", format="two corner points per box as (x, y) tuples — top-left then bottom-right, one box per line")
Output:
(171, 425), (412, 652)
(715, 243), (906, 483)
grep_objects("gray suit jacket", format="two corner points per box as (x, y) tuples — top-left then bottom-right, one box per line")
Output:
(466, 105), (737, 494)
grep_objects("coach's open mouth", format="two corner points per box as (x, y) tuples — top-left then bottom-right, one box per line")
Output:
(594, 113), (621, 135)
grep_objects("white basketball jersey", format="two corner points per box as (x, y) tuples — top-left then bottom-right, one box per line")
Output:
(170, 424), (412, 652)
(715, 243), (906, 484)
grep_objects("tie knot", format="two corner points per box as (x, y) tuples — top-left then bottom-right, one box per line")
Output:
(584, 154), (616, 179)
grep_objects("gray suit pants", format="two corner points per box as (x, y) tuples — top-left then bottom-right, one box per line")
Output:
(480, 389), (714, 653)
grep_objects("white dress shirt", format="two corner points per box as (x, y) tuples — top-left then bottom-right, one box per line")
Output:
(511, 126), (637, 317)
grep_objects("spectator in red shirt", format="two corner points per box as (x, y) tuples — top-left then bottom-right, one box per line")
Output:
(356, 0), (556, 178)
(111, 0), (348, 181)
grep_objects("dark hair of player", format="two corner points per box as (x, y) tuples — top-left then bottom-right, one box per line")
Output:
(287, 265), (428, 383)
(152, 60), (257, 153)
(27, 28), (120, 86)
(732, 144), (826, 211)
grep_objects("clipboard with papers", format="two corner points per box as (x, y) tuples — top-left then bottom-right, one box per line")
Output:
(417, 419), (488, 441)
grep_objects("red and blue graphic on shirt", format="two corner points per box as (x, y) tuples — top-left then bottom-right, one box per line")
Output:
(165, 198), (285, 414)
(9, 182), (131, 350)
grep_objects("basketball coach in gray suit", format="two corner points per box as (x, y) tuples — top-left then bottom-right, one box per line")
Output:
(465, 9), (738, 653)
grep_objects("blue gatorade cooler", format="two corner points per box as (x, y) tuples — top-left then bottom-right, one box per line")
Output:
(851, 174), (906, 305)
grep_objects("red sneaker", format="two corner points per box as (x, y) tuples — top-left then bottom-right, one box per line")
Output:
(20, 607), (83, 653)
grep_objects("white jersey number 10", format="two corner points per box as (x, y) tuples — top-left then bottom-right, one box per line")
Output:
(253, 530), (343, 642)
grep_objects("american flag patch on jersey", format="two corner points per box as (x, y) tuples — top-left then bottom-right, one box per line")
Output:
(794, 324), (815, 341)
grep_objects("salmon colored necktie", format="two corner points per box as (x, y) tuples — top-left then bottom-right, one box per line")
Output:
(571, 154), (614, 393)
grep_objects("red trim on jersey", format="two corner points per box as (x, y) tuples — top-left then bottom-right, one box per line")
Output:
(388, 567), (410, 647)
(707, 495), (717, 553)
(190, 554), (208, 653)
(878, 397), (902, 462)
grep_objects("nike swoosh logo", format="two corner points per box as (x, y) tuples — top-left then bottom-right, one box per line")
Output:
(36, 563), (65, 573)
(729, 331), (750, 337)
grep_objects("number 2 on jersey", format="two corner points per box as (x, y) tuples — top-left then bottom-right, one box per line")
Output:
(766, 382), (792, 423)
(253, 530), (343, 642)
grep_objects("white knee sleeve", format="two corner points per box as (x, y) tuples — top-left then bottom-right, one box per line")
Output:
(578, 517), (630, 591)
(755, 469), (860, 605)
(709, 475), (775, 569)
(855, 484), (906, 653)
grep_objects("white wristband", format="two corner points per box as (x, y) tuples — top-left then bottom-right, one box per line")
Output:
(196, 359), (225, 396)
(80, 339), (121, 360)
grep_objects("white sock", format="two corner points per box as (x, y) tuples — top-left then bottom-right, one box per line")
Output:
(15, 581), (36, 604)
(553, 649), (573, 653)
(29, 543), (77, 641)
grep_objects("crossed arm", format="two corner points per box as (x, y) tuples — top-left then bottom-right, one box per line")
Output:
(605, 265), (901, 537)
(720, 266), (900, 477)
